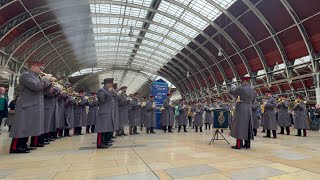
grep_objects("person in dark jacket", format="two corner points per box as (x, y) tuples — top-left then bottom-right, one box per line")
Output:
(0, 87), (8, 133)
(6, 94), (19, 132)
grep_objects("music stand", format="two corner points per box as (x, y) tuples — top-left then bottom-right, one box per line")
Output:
(209, 129), (230, 145)
(209, 109), (230, 145)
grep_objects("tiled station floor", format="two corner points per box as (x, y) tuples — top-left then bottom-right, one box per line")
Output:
(0, 127), (320, 180)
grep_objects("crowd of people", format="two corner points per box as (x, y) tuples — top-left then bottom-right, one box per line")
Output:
(0, 61), (320, 153)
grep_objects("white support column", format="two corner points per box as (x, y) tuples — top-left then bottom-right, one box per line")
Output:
(8, 74), (17, 102)
(315, 72), (320, 104)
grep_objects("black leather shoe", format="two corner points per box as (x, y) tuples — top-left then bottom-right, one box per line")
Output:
(10, 148), (30, 154)
(295, 134), (301, 136)
(243, 145), (251, 149)
(231, 145), (242, 149)
(109, 140), (114, 143)
(168, 131), (174, 133)
(27, 147), (37, 151)
(150, 131), (156, 133)
(184, 131), (188, 132)
(97, 145), (109, 149)
(263, 136), (271, 138)
(31, 144), (45, 147)
(122, 133), (128, 136)
(112, 136), (117, 138)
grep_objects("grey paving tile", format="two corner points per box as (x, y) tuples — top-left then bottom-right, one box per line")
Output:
(228, 166), (285, 180)
(275, 153), (312, 160)
(97, 172), (159, 180)
(0, 169), (15, 177)
(164, 164), (218, 179)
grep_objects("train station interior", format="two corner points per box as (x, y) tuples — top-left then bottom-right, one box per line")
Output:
(0, 0), (320, 180)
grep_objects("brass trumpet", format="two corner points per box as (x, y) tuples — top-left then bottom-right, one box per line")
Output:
(295, 99), (301, 104)
(40, 71), (57, 82)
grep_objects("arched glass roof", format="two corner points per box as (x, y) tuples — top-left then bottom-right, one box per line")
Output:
(0, 0), (319, 100)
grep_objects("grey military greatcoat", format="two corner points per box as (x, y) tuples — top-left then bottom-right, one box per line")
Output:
(10, 70), (51, 138)
(229, 83), (256, 140)
(252, 101), (259, 129)
(204, 105), (213, 124)
(74, 98), (88, 127)
(263, 97), (277, 130)
(194, 104), (204, 127)
(64, 96), (76, 128)
(43, 90), (57, 133)
(293, 102), (309, 129)
(118, 94), (128, 130)
(276, 101), (292, 127)
(95, 88), (116, 133)
(144, 100), (156, 128)
(57, 93), (67, 129)
(128, 99), (139, 127)
(162, 98), (175, 126)
(178, 103), (188, 126)
(87, 99), (98, 126)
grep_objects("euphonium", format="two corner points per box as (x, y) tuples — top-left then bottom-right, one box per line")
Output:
(236, 95), (241, 102)
(295, 99), (301, 104)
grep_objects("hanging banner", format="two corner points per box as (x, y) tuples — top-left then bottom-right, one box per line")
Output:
(150, 79), (168, 129)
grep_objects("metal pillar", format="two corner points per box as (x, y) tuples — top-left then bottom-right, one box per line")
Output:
(315, 72), (320, 104)
(8, 74), (17, 102)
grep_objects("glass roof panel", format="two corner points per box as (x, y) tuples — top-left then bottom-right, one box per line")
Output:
(86, 0), (237, 92)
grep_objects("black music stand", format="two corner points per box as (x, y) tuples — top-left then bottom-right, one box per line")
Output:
(209, 129), (230, 145)
(209, 109), (230, 145)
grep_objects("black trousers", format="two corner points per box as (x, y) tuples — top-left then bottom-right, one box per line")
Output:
(235, 139), (251, 148)
(74, 127), (82, 135)
(10, 137), (29, 151)
(86, 125), (95, 133)
(97, 132), (112, 147)
(266, 130), (277, 138)
(0, 110), (5, 126)
(297, 129), (307, 136)
(178, 125), (187, 132)
(188, 116), (192, 126)
(30, 134), (44, 146)
(253, 128), (257, 136)
(280, 127), (290, 135)
(195, 127), (203, 132)
(64, 129), (70, 136)
(205, 123), (211, 130)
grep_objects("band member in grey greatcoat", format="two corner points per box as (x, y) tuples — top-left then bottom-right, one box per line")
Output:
(74, 90), (88, 135)
(162, 93), (175, 133)
(128, 93), (140, 135)
(116, 86), (129, 136)
(293, 95), (309, 137)
(145, 95), (157, 134)
(64, 94), (76, 136)
(10, 61), (52, 153)
(204, 100), (213, 130)
(262, 90), (277, 139)
(194, 100), (204, 132)
(86, 93), (98, 134)
(177, 99), (188, 132)
(57, 91), (68, 138)
(276, 95), (292, 135)
(95, 78), (116, 148)
(228, 75), (256, 149)
(252, 99), (259, 136)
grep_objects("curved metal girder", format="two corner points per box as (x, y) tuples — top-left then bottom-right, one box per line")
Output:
(206, 0), (269, 81)
(280, 0), (318, 99)
(158, 69), (187, 94)
(242, 0), (291, 80)
(3, 5), (222, 89)
(166, 0), (246, 79)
